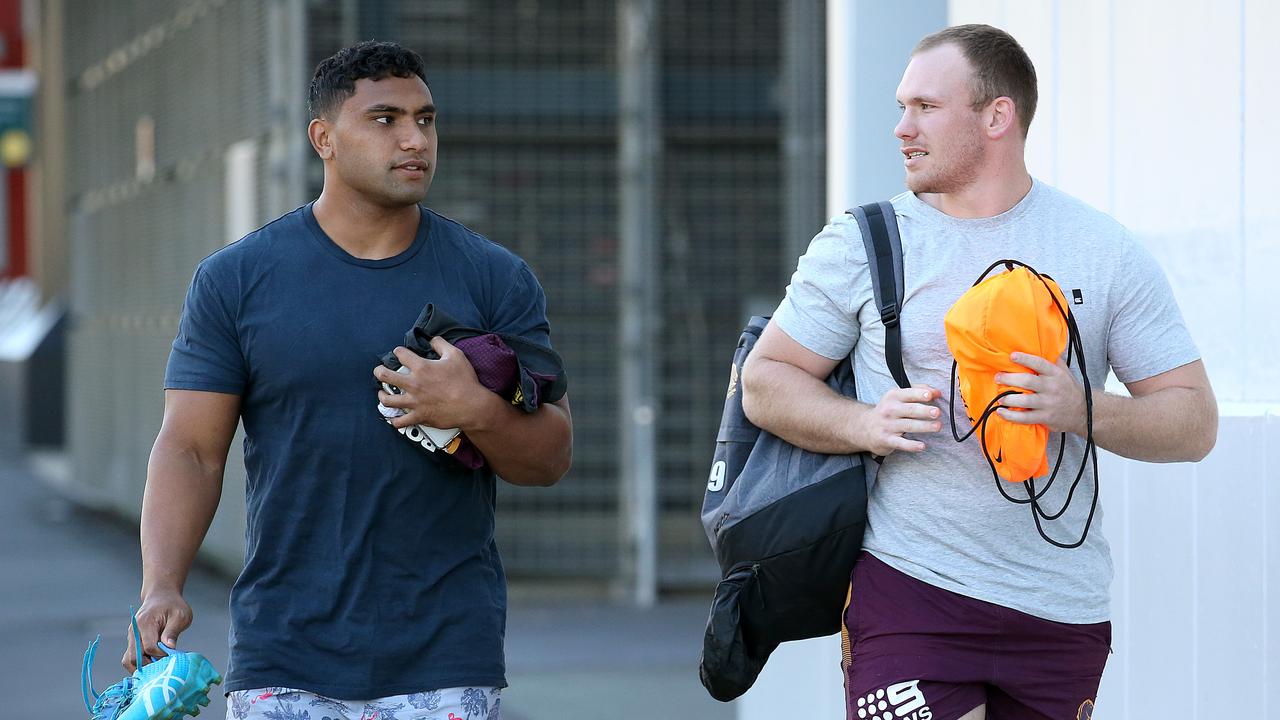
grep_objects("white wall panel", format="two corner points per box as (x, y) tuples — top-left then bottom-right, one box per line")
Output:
(1110, 0), (1241, 234)
(1242, 0), (1280, 399)
(1194, 416), (1267, 719)
(1267, 414), (1280, 720)
(1054, 0), (1113, 213)
(1114, 458), (1197, 719)
(1111, 0), (1246, 400)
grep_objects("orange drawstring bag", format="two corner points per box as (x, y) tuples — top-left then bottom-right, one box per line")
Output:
(943, 264), (1069, 482)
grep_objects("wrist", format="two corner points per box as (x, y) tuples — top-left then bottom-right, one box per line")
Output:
(463, 390), (510, 434)
(846, 401), (873, 452)
(140, 577), (184, 602)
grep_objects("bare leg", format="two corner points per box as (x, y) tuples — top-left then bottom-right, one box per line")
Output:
(957, 705), (986, 720)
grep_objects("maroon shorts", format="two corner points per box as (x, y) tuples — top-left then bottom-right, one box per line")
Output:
(842, 552), (1110, 720)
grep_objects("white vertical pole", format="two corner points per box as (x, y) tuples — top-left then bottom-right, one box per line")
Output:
(617, 0), (660, 608)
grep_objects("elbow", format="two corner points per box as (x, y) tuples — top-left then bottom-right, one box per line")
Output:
(739, 356), (767, 427)
(1190, 405), (1219, 463)
(527, 442), (573, 488)
(544, 446), (573, 486)
(1179, 395), (1218, 463)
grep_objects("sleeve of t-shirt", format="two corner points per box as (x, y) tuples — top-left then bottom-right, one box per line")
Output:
(771, 213), (867, 360)
(488, 260), (553, 350)
(1106, 237), (1201, 384)
(163, 265), (248, 394)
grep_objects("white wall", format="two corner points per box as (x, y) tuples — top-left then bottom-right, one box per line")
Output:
(950, 0), (1280, 404)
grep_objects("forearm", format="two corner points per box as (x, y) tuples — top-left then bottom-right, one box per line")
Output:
(1087, 386), (1218, 463)
(465, 395), (572, 487)
(741, 355), (871, 454)
(139, 438), (224, 599)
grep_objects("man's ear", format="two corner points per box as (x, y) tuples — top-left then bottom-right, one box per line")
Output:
(308, 117), (334, 160)
(985, 96), (1019, 140)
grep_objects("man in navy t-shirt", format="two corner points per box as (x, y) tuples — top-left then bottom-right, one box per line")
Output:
(122, 41), (572, 718)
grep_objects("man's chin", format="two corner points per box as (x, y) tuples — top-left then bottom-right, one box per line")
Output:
(905, 174), (934, 194)
(380, 184), (431, 207)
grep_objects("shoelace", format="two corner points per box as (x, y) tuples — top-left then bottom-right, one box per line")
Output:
(947, 259), (1100, 549)
(82, 607), (178, 718)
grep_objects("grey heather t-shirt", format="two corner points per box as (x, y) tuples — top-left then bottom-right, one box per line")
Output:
(772, 179), (1199, 623)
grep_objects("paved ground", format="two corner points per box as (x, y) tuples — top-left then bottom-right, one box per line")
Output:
(0, 455), (735, 719)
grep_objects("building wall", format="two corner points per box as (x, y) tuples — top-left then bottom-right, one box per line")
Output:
(58, 0), (305, 572)
(951, 0), (1279, 405)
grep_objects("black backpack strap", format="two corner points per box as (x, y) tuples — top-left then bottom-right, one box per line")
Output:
(849, 202), (910, 390)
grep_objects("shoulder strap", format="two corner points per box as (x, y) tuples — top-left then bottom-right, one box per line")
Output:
(849, 202), (910, 390)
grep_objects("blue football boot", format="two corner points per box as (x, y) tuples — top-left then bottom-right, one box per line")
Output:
(82, 609), (222, 719)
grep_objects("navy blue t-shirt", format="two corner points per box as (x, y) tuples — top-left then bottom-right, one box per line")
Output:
(164, 203), (552, 698)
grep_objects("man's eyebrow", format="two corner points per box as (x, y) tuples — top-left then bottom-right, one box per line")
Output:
(899, 95), (943, 106)
(363, 103), (436, 115)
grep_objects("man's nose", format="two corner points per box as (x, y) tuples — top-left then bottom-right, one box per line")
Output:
(894, 113), (915, 141)
(400, 125), (427, 151)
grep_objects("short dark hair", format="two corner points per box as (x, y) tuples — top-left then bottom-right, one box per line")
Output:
(914, 24), (1038, 136)
(308, 40), (428, 120)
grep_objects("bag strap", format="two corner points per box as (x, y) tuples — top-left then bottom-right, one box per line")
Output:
(849, 202), (910, 390)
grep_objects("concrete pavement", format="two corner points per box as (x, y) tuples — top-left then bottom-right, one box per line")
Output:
(0, 456), (735, 720)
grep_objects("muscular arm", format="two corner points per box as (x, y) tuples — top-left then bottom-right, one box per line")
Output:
(464, 394), (572, 486)
(126, 389), (239, 670)
(998, 356), (1217, 462)
(375, 340), (572, 487)
(741, 321), (941, 457)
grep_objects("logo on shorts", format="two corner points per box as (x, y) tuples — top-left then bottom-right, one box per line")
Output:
(1077, 698), (1095, 719)
(855, 680), (933, 720)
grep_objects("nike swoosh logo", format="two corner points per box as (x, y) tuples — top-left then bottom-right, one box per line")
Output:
(994, 449), (1003, 463)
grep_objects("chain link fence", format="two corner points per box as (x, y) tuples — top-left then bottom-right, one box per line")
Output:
(61, 0), (824, 589)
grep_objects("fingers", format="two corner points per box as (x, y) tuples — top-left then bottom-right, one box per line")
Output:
(388, 409), (422, 429)
(883, 386), (942, 422)
(124, 600), (191, 671)
(996, 406), (1043, 425)
(869, 429), (928, 457)
(144, 609), (189, 661)
(428, 335), (455, 358)
(393, 345), (427, 368)
(892, 417), (943, 435)
(373, 364), (398, 386)
(378, 390), (411, 409)
(122, 630), (138, 673)
(866, 385), (942, 455)
(995, 371), (1042, 391)
(995, 392), (1037, 409)
(907, 384), (942, 402)
(1009, 352), (1054, 373)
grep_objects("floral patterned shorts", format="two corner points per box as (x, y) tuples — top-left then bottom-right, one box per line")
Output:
(226, 686), (502, 720)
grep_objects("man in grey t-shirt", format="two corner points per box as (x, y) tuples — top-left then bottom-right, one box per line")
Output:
(741, 24), (1217, 720)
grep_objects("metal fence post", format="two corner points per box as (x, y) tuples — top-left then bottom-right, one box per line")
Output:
(617, 0), (660, 607)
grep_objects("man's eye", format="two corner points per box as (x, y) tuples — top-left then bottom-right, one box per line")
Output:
(921, 104), (934, 111)
(417, 117), (433, 126)
(375, 117), (392, 124)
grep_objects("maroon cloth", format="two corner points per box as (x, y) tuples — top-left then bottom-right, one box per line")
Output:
(843, 552), (1109, 720)
(449, 334), (535, 469)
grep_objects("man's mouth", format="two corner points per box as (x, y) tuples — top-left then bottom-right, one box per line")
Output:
(394, 161), (428, 172)
(903, 150), (928, 159)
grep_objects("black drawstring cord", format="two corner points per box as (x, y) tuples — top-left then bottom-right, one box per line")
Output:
(949, 259), (1100, 549)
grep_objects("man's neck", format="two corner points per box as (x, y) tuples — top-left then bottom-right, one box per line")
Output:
(920, 162), (1034, 219)
(312, 189), (421, 260)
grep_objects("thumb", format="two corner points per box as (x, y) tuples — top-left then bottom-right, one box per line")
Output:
(158, 610), (191, 651)
(428, 335), (455, 358)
